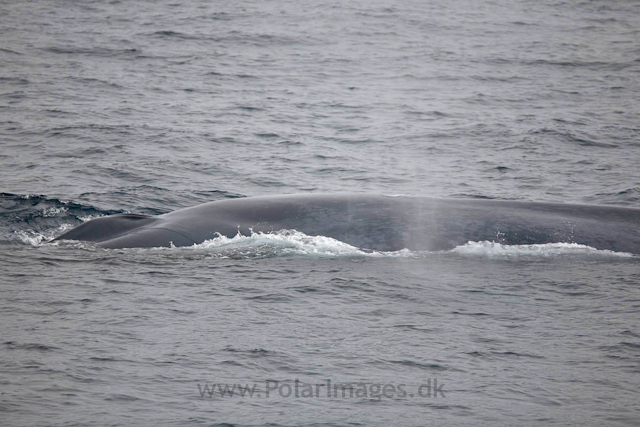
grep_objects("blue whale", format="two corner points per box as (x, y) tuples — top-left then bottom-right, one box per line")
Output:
(53, 193), (640, 253)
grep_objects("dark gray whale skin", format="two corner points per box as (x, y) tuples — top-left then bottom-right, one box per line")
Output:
(53, 193), (640, 253)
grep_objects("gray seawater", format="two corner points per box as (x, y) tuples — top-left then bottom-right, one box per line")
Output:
(1, 0), (639, 425)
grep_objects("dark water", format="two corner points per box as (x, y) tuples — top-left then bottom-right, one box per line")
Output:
(1, 0), (640, 425)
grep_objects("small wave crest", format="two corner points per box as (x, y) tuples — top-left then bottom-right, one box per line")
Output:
(450, 241), (635, 258)
(187, 230), (412, 258)
(15, 227), (69, 246)
(0, 192), (121, 246)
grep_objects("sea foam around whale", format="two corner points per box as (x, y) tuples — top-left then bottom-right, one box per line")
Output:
(192, 231), (637, 259)
(29, 227), (635, 259)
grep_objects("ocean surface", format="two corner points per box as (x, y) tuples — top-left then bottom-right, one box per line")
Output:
(1, 0), (640, 425)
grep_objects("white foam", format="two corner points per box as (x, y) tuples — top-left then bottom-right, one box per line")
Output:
(78, 214), (104, 223)
(450, 241), (635, 258)
(15, 223), (75, 246)
(193, 229), (387, 257)
(190, 232), (635, 259)
(41, 206), (68, 217)
(15, 230), (49, 246)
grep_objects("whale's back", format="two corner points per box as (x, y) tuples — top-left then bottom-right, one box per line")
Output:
(52, 194), (640, 253)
